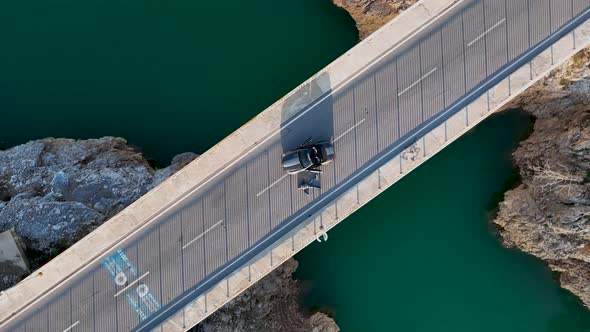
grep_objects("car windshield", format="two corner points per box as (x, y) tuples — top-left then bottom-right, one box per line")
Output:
(298, 149), (313, 168)
(315, 146), (324, 160)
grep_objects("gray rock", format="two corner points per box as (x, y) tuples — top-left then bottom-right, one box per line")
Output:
(494, 49), (590, 310)
(151, 152), (198, 188)
(0, 137), (194, 261)
(0, 263), (23, 291)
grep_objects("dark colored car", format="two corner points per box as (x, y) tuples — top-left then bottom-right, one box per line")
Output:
(282, 140), (335, 174)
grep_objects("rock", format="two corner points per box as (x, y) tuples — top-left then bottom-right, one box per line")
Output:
(193, 258), (338, 332)
(0, 137), (196, 285)
(334, 0), (590, 312)
(0, 138), (335, 331)
(0, 197), (104, 252)
(170, 152), (200, 171)
(494, 48), (590, 310)
(331, 0), (418, 39)
(0, 1), (423, 327)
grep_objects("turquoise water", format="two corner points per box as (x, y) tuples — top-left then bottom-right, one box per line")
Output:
(0, 0), (357, 165)
(1, 1), (589, 330)
(295, 110), (590, 331)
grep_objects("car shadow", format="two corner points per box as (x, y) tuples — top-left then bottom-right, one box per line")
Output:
(279, 71), (334, 192)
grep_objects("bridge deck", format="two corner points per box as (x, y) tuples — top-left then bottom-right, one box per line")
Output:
(2, 0), (590, 331)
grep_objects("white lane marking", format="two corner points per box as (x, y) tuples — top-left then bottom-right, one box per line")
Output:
(114, 271), (150, 298)
(182, 219), (224, 250)
(62, 321), (79, 332)
(1, 0), (468, 326)
(334, 118), (366, 142)
(397, 68), (437, 96)
(467, 18), (506, 47)
(256, 174), (289, 197)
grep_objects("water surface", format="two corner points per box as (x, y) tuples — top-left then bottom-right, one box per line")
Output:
(0, 0), (357, 165)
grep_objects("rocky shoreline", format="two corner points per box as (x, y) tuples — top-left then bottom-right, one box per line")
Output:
(330, 0), (417, 40)
(0, 137), (337, 331)
(193, 259), (338, 332)
(334, 0), (590, 311)
(494, 50), (590, 310)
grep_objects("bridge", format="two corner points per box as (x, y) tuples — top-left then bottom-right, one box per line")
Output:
(1, 0), (589, 330)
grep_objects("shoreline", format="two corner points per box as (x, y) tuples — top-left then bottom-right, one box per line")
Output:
(493, 54), (590, 309)
(334, 0), (590, 312)
(330, 0), (417, 40)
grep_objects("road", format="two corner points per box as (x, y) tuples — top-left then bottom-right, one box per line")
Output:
(3, 0), (590, 331)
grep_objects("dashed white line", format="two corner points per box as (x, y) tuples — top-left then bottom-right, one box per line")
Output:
(256, 174), (289, 197)
(398, 68), (438, 96)
(334, 118), (366, 142)
(467, 18), (506, 47)
(114, 271), (150, 298)
(182, 219), (224, 250)
(62, 321), (79, 332)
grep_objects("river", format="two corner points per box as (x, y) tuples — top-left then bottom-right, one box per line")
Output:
(1, 0), (589, 331)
